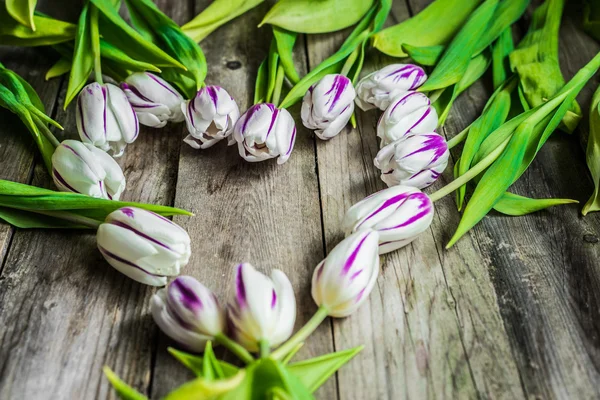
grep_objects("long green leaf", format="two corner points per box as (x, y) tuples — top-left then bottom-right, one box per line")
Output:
(456, 86), (512, 210)
(419, 0), (499, 92)
(100, 40), (162, 73)
(402, 44), (444, 66)
(583, 84), (600, 214)
(182, 0), (264, 43)
(254, 58), (269, 104)
(273, 26), (300, 84)
(90, 0), (186, 70)
(260, 0), (374, 34)
(164, 371), (246, 400)
(287, 346), (363, 393)
(6, 0), (37, 30)
(0, 207), (88, 229)
(103, 367), (148, 400)
(471, 0), (529, 56)
(65, 4), (93, 108)
(168, 347), (239, 379)
(491, 28), (514, 89)
(45, 58), (72, 81)
(124, 0), (206, 91)
(494, 192), (577, 216)
(372, 0), (481, 58)
(0, 9), (75, 46)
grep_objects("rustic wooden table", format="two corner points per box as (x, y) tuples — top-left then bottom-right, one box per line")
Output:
(1, 1), (600, 399)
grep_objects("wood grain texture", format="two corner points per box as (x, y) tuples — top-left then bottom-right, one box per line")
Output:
(0, 1), (182, 398)
(150, 1), (337, 398)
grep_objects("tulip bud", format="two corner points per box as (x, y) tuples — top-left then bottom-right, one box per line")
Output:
(301, 74), (356, 140)
(121, 72), (185, 128)
(76, 82), (139, 157)
(151, 276), (225, 352)
(96, 207), (191, 286)
(52, 139), (126, 200)
(227, 263), (296, 351)
(374, 133), (449, 189)
(374, 133), (450, 189)
(342, 186), (434, 254)
(311, 229), (380, 317)
(182, 86), (240, 149)
(377, 91), (438, 147)
(233, 103), (296, 164)
(355, 64), (427, 111)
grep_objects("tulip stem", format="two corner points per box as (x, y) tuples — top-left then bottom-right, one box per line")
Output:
(271, 65), (285, 107)
(90, 5), (103, 85)
(429, 137), (510, 203)
(259, 339), (270, 358)
(215, 333), (254, 364)
(34, 116), (61, 148)
(447, 123), (471, 150)
(32, 210), (102, 229)
(271, 305), (329, 361)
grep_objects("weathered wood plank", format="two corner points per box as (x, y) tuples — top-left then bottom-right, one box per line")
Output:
(0, 2), (184, 398)
(150, 1), (337, 398)
(310, 1), (526, 398)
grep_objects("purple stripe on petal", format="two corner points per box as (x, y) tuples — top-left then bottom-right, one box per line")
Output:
(350, 269), (363, 280)
(342, 232), (371, 276)
(408, 107), (432, 132)
(63, 144), (83, 159)
(241, 104), (263, 133)
(266, 108), (279, 140)
(271, 289), (277, 309)
(325, 75), (350, 113)
(77, 96), (91, 140)
(355, 287), (366, 303)
(390, 92), (421, 114)
(380, 194), (432, 231)
(120, 208), (135, 218)
(236, 264), (247, 307)
(102, 86), (108, 140)
(108, 220), (173, 251)
(148, 73), (179, 97)
(401, 135), (447, 163)
(99, 246), (165, 278)
(285, 127), (296, 156)
(172, 278), (203, 309)
(52, 169), (80, 194)
(357, 192), (411, 229)
(122, 82), (153, 103)
(207, 86), (219, 107)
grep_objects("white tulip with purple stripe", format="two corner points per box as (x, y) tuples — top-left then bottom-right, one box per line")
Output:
(377, 91), (438, 147)
(121, 72), (185, 128)
(51, 139), (126, 200)
(152, 276), (225, 352)
(182, 86), (240, 149)
(311, 229), (380, 317)
(227, 263), (296, 351)
(76, 82), (139, 157)
(355, 64), (427, 111)
(343, 186), (434, 254)
(233, 103), (296, 164)
(96, 207), (191, 286)
(301, 74), (356, 140)
(375, 132), (449, 189)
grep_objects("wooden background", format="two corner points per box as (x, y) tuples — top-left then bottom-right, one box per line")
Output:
(1, 0), (600, 399)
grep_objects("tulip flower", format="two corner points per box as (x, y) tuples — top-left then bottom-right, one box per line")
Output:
(311, 229), (380, 317)
(228, 263), (296, 352)
(76, 82), (139, 157)
(96, 207), (191, 286)
(301, 74), (356, 140)
(151, 276), (225, 352)
(52, 140), (126, 200)
(374, 133), (449, 189)
(121, 72), (185, 128)
(233, 103), (296, 164)
(182, 85), (240, 149)
(377, 91), (438, 147)
(342, 186), (434, 254)
(355, 64), (427, 111)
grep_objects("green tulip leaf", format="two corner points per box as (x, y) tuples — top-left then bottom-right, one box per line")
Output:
(90, 0), (186, 70)
(402, 44), (444, 66)
(168, 347), (239, 379)
(6, 0), (37, 30)
(46, 58), (72, 81)
(491, 28), (514, 89)
(273, 26), (300, 84)
(65, 4), (94, 109)
(583, 84), (600, 214)
(0, 8), (76, 46)
(254, 58), (269, 104)
(103, 367), (148, 400)
(372, 0), (480, 58)
(182, 0), (264, 43)
(100, 40), (161, 73)
(260, 0), (374, 34)
(494, 192), (577, 216)
(471, 0), (529, 56)
(124, 0), (207, 92)
(419, 0), (499, 92)
(287, 346), (363, 393)
(164, 371), (246, 400)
